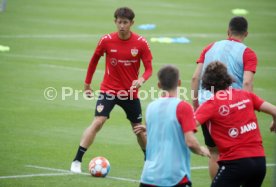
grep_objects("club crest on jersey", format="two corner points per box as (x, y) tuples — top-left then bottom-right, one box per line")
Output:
(97, 104), (104, 113)
(131, 48), (138, 57)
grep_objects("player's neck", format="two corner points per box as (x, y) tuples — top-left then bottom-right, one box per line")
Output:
(118, 31), (132, 40)
(161, 90), (178, 97)
(228, 34), (245, 42)
(233, 36), (244, 42)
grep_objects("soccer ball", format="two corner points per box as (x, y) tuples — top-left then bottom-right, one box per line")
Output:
(88, 156), (110, 177)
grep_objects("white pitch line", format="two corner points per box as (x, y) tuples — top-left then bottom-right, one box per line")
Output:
(3, 53), (276, 71)
(40, 64), (86, 72)
(1, 53), (170, 66)
(2, 53), (82, 62)
(191, 166), (208, 170)
(266, 163), (276, 167)
(40, 64), (105, 75)
(107, 176), (139, 183)
(25, 165), (72, 173)
(4, 53), (276, 71)
(25, 165), (139, 183)
(0, 34), (101, 39)
(0, 33), (276, 39)
(1, 163), (275, 181)
(0, 172), (73, 179)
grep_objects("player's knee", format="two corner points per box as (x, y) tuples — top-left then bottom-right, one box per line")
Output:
(92, 117), (107, 131)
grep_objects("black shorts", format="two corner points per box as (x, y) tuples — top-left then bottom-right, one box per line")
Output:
(140, 181), (192, 187)
(211, 157), (266, 187)
(201, 122), (216, 147)
(94, 93), (142, 124)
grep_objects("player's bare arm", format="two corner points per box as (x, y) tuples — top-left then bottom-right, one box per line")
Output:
(191, 63), (203, 110)
(184, 131), (210, 157)
(259, 102), (276, 132)
(243, 71), (255, 92)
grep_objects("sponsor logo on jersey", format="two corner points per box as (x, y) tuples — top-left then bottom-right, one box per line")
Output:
(228, 122), (257, 138)
(229, 99), (250, 110)
(97, 104), (104, 113)
(228, 128), (239, 138)
(110, 49), (117, 53)
(131, 48), (138, 57)
(218, 105), (230, 116)
(118, 59), (137, 66)
(110, 58), (117, 66)
(240, 122), (257, 134)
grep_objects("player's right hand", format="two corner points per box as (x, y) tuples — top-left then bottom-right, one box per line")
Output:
(84, 83), (93, 98)
(200, 146), (211, 158)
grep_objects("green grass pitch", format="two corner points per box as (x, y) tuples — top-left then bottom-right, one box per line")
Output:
(0, 0), (275, 186)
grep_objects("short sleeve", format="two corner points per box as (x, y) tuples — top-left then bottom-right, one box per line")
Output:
(196, 43), (214, 63)
(248, 92), (265, 110)
(243, 48), (258, 73)
(176, 101), (197, 133)
(195, 100), (215, 125)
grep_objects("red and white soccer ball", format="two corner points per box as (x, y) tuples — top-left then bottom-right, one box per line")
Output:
(88, 156), (110, 177)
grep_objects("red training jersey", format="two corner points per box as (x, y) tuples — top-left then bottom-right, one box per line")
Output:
(195, 88), (265, 161)
(85, 32), (153, 99)
(176, 101), (197, 134)
(196, 38), (258, 73)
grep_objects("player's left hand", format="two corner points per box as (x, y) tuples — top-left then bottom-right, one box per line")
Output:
(130, 77), (145, 90)
(133, 124), (146, 135)
(270, 120), (276, 133)
(84, 83), (93, 98)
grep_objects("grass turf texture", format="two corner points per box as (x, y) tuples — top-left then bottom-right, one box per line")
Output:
(0, 0), (275, 186)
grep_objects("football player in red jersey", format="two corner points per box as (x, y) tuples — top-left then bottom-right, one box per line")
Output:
(70, 7), (152, 173)
(191, 16), (258, 180)
(195, 61), (276, 187)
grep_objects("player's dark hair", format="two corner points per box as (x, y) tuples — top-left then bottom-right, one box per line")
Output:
(202, 61), (233, 92)
(229, 16), (248, 35)
(114, 7), (135, 21)
(158, 65), (179, 91)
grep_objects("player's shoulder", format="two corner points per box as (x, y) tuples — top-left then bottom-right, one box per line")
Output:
(202, 96), (217, 107)
(177, 100), (193, 111)
(132, 32), (149, 43)
(97, 32), (116, 45)
(235, 88), (256, 99)
(131, 32), (142, 39)
(230, 88), (250, 96)
(244, 47), (256, 55)
(201, 42), (215, 52)
(101, 32), (116, 40)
